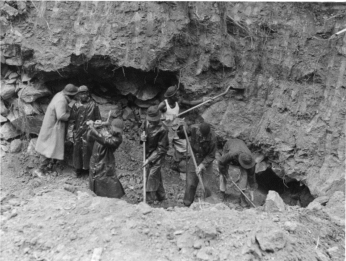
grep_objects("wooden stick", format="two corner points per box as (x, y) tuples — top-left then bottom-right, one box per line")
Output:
(142, 131), (147, 203)
(226, 176), (256, 208)
(182, 125), (206, 198)
(178, 85), (233, 117)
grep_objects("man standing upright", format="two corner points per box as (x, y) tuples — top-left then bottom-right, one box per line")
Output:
(35, 84), (79, 176)
(69, 85), (101, 177)
(158, 85), (207, 173)
(183, 122), (217, 207)
(218, 138), (256, 207)
(141, 106), (169, 203)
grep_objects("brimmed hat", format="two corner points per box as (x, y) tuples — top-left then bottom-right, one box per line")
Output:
(146, 106), (161, 121)
(238, 152), (255, 169)
(164, 85), (179, 98)
(63, 84), (78, 96)
(78, 85), (89, 93)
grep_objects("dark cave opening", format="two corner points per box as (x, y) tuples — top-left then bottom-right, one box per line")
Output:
(256, 168), (314, 207)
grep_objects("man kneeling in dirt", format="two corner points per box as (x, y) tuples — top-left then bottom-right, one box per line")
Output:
(68, 85), (101, 178)
(35, 84), (79, 177)
(183, 122), (216, 207)
(141, 106), (169, 204)
(218, 138), (256, 207)
(87, 119), (125, 198)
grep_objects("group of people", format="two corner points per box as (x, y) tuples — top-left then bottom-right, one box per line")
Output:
(34, 83), (257, 208)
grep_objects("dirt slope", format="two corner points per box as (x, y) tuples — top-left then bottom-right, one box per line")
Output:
(1, 150), (345, 261)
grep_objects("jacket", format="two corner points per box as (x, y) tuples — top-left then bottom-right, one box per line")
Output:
(69, 99), (101, 169)
(35, 91), (70, 160)
(88, 127), (124, 198)
(218, 138), (253, 176)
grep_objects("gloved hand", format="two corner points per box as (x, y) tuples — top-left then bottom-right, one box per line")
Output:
(141, 132), (147, 142)
(202, 97), (212, 102)
(196, 163), (205, 174)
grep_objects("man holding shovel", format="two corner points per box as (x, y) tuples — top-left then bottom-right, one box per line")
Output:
(182, 122), (217, 207)
(141, 106), (169, 204)
(158, 85), (211, 174)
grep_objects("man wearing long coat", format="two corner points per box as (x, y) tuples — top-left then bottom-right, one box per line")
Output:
(35, 84), (78, 176)
(87, 119), (125, 198)
(69, 85), (101, 177)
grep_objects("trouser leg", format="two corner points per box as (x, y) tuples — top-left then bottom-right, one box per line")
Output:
(146, 158), (165, 201)
(201, 163), (212, 198)
(183, 159), (199, 207)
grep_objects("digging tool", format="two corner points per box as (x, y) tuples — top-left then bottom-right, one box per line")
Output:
(182, 125), (206, 198)
(177, 85), (235, 117)
(142, 131), (147, 203)
(224, 175), (256, 208)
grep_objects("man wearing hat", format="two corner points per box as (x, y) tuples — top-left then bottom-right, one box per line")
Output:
(68, 85), (101, 178)
(158, 85), (206, 174)
(141, 106), (169, 203)
(218, 138), (256, 207)
(87, 118), (125, 198)
(183, 122), (217, 207)
(35, 84), (79, 176)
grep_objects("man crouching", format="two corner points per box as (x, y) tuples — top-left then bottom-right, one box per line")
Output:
(87, 119), (125, 198)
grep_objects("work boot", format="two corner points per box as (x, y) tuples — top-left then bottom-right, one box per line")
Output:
(220, 191), (226, 202)
(76, 169), (83, 178)
(239, 195), (249, 208)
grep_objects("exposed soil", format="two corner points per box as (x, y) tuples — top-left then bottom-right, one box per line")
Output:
(1, 139), (345, 261)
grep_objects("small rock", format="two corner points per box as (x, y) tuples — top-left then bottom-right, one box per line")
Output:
(312, 196), (329, 206)
(8, 198), (20, 206)
(143, 228), (150, 234)
(193, 239), (203, 249)
(0, 84), (16, 100)
(10, 139), (22, 153)
(283, 221), (298, 232)
(0, 99), (8, 116)
(176, 233), (193, 249)
(255, 222), (287, 252)
(196, 248), (211, 261)
(122, 107), (135, 121)
(315, 249), (329, 261)
(27, 138), (38, 155)
(0, 115), (7, 123)
(6, 57), (23, 66)
(1, 4), (18, 17)
(174, 230), (184, 235)
(264, 190), (286, 212)
(326, 246), (339, 259)
(0, 122), (21, 140)
(17, 84), (51, 103)
(307, 201), (322, 211)
(195, 222), (218, 240)
(137, 202), (152, 215)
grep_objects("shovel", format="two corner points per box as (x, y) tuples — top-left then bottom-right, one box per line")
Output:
(182, 125), (206, 199)
(178, 85), (236, 117)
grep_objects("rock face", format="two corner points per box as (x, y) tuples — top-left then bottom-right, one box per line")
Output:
(1, 2), (345, 197)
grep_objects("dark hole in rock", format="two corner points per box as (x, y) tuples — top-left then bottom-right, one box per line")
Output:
(256, 168), (314, 207)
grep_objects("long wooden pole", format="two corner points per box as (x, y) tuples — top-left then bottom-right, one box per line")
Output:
(182, 125), (206, 198)
(177, 85), (233, 117)
(142, 131), (146, 203)
(226, 176), (256, 208)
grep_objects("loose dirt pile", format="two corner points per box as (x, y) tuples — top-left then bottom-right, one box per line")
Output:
(1, 145), (345, 261)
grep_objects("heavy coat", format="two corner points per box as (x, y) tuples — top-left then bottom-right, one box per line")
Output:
(69, 99), (101, 170)
(87, 127), (124, 198)
(35, 91), (70, 160)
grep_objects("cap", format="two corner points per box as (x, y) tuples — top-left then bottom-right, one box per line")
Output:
(78, 85), (89, 93)
(63, 84), (78, 96)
